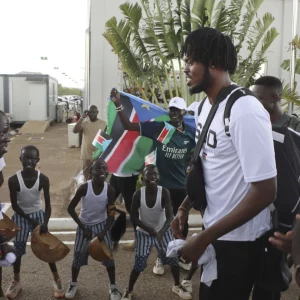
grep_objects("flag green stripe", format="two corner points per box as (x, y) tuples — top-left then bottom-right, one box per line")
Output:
(106, 100), (117, 135)
(122, 137), (153, 173)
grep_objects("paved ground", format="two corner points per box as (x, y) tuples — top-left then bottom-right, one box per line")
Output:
(2, 231), (201, 300)
(2, 123), (81, 218)
(1, 230), (299, 300)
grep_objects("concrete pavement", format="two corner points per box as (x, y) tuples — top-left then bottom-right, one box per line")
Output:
(1, 230), (299, 300)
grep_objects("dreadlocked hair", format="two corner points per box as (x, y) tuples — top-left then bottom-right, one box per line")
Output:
(181, 27), (237, 75)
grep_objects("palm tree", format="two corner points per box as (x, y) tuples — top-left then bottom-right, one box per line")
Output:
(104, 0), (298, 107)
(279, 35), (300, 108)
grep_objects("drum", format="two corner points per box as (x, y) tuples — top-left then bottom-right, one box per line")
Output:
(0, 213), (20, 242)
(31, 226), (70, 263)
(89, 237), (113, 262)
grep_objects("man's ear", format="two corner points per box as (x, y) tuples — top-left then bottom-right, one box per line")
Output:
(37, 158), (40, 163)
(181, 109), (187, 116)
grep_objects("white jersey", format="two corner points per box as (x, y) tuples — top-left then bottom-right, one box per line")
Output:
(195, 89), (277, 241)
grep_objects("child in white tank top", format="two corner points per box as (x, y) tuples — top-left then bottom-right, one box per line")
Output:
(66, 159), (121, 300)
(121, 165), (191, 300)
(6, 145), (64, 299)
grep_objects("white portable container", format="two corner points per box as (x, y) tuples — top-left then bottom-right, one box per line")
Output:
(0, 74), (58, 124)
(68, 123), (80, 148)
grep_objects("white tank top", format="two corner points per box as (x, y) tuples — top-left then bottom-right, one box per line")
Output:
(79, 181), (108, 225)
(137, 186), (166, 235)
(16, 171), (42, 214)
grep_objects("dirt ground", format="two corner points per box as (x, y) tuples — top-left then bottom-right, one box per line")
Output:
(1, 123), (81, 217)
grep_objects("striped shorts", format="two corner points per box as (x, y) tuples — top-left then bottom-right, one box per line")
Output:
(134, 228), (178, 272)
(73, 220), (114, 268)
(12, 210), (45, 258)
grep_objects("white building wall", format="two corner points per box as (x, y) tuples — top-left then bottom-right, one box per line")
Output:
(86, 0), (300, 114)
(0, 77), (3, 111)
(257, 0), (300, 87)
(87, 0), (125, 121)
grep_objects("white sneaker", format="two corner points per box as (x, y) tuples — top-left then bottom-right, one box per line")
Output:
(179, 258), (192, 271)
(109, 284), (122, 300)
(172, 285), (192, 300)
(181, 279), (193, 293)
(153, 258), (165, 275)
(121, 288), (132, 300)
(65, 281), (77, 299)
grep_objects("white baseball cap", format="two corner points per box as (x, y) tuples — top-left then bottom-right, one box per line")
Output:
(168, 97), (187, 110)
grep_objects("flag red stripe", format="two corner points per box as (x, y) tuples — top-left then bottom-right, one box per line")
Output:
(157, 127), (169, 143)
(106, 112), (140, 171)
(96, 135), (106, 144)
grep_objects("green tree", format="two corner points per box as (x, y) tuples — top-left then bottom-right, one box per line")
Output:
(58, 84), (83, 97)
(104, 0), (298, 106)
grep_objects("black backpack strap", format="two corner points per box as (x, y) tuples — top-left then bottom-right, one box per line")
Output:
(198, 97), (207, 116)
(224, 87), (257, 137)
(193, 84), (242, 161)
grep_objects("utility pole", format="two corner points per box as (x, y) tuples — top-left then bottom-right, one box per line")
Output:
(288, 0), (299, 114)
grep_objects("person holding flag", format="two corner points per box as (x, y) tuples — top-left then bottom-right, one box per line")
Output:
(110, 89), (195, 272)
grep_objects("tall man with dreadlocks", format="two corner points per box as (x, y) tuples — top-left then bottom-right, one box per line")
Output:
(171, 27), (277, 300)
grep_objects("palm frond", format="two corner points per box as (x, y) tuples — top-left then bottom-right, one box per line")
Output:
(226, 0), (247, 38)
(212, 0), (228, 33)
(281, 59), (300, 74)
(181, 0), (192, 37)
(246, 13), (275, 57)
(240, 27), (279, 87)
(282, 82), (300, 105)
(191, 0), (207, 29)
(205, 0), (216, 27)
(103, 17), (145, 84)
(120, 3), (148, 59)
(236, 0), (264, 53)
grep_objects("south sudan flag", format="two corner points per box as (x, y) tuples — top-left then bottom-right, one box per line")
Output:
(100, 92), (195, 174)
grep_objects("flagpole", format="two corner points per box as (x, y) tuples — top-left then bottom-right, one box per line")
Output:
(288, 0), (299, 115)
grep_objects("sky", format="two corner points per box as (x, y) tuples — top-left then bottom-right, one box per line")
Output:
(0, 0), (88, 88)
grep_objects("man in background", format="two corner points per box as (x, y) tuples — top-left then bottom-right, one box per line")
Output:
(253, 76), (300, 132)
(73, 105), (106, 181)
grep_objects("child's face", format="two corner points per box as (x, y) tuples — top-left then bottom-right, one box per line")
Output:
(143, 166), (159, 187)
(20, 149), (40, 170)
(91, 161), (108, 183)
(0, 115), (10, 157)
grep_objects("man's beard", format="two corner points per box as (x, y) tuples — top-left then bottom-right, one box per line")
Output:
(189, 68), (212, 95)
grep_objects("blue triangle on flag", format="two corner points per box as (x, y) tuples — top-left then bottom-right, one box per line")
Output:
(164, 121), (175, 130)
(103, 139), (112, 151)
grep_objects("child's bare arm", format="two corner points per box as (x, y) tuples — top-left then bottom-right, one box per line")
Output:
(68, 184), (88, 231)
(40, 174), (51, 233)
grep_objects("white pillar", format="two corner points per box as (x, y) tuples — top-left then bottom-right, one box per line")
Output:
(288, 0), (299, 114)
